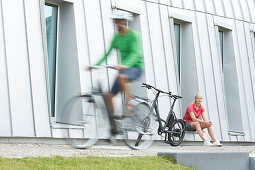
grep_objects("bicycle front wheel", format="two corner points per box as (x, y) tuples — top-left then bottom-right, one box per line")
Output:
(63, 95), (99, 149)
(123, 102), (156, 150)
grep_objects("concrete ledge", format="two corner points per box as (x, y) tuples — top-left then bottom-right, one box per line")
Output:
(158, 151), (249, 170)
(250, 156), (255, 170)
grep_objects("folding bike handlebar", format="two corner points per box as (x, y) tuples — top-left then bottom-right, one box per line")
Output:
(142, 83), (182, 99)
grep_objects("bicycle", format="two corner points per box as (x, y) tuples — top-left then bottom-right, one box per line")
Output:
(62, 65), (157, 150)
(141, 83), (186, 146)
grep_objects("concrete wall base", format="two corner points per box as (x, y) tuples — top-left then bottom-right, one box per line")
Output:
(158, 151), (250, 170)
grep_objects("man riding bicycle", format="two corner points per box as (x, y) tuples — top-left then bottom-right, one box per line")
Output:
(92, 9), (144, 115)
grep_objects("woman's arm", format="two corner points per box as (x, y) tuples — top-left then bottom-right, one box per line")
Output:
(201, 112), (208, 121)
(189, 112), (204, 123)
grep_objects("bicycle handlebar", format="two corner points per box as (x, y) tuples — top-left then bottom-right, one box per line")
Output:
(142, 83), (182, 99)
(88, 65), (116, 70)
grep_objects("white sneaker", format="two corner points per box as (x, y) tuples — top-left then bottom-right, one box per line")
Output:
(212, 140), (222, 147)
(204, 141), (213, 146)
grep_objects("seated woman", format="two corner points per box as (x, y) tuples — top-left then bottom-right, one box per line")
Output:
(183, 93), (222, 146)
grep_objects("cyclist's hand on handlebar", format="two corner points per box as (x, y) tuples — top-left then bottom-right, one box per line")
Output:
(116, 65), (128, 71)
(86, 66), (93, 71)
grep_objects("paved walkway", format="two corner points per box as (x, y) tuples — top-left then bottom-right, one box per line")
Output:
(0, 143), (254, 158)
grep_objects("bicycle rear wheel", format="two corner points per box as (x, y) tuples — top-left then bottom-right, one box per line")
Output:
(168, 119), (185, 146)
(123, 102), (156, 150)
(63, 95), (99, 149)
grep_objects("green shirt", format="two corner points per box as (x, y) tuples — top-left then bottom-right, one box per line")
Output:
(96, 29), (144, 68)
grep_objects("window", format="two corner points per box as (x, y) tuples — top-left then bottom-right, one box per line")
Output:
(174, 23), (181, 81)
(217, 27), (243, 132)
(44, 4), (58, 117)
(172, 18), (198, 116)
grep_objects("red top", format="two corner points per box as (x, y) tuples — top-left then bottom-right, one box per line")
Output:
(183, 103), (205, 123)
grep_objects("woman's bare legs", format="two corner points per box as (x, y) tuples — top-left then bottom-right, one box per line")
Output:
(191, 122), (207, 142)
(200, 121), (217, 142)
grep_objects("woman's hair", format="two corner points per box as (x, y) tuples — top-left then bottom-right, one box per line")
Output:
(194, 93), (203, 100)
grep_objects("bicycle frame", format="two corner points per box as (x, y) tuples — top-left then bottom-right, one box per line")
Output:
(151, 91), (179, 134)
(88, 66), (120, 135)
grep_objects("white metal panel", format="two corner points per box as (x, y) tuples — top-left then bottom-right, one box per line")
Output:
(140, 1), (162, 140)
(0, 1), (12, 136)
(231, 20), (250, 139)
(84, 0), (111, 92)
(208, 16), (230, 141)
(194, 0), (205, 12)
(196, 12), (221, 140)
(231, 0), (243, 20)
(182, 0), (194, 10)
(140, 1), (155, 101)
(237, 136), (245, 142)
(74, 0), (92, 94)
(159, 0), (170, 6)
(159, 5), (181, 117)
(96, 0), (118, 93)
(192, 12), (207, 112)
(213, 0), (225, 16)
(146, 2), (170, 120)
(239, 0), (251, 22)
(171, 0), (183, 8)
(214, 16), (233, 30)
(113, 0), (141, 14)
(184, 133), (195, 141)
(2, 0), (35, 137)
(222, 0), (234, 18)
(250, 26), (255, 119)
(169, 7), (193, 23)
(235, 21), (254, 141)
(147, 0), (157, 3)
(244, 23), (255, 141)
(246, 0), (255, 22)
(24, 0), (51, 137)
(203, 0), (215, 14)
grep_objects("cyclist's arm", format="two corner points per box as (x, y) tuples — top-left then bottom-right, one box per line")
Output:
(95, 36), (116, 66)
(95, 46), (113, 66)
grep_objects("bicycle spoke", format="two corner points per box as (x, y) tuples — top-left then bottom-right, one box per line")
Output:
(63, 96), (99, 149)
(124, 102), (156, 150)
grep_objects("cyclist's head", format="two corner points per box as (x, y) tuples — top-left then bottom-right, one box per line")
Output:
(111, 10), (133, 30)
(111, 9), (133, 21)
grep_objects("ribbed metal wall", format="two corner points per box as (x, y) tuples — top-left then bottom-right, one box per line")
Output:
(0, 0), (254, 143)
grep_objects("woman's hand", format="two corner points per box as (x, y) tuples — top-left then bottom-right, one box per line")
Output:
(203, 120), (212, 127)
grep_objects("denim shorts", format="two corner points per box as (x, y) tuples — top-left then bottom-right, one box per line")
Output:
(185, 122), (196, 131)
(111, 67), (142, 95)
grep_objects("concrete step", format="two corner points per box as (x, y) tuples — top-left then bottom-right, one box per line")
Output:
(250, 155), (255, 170)
(158, 151), (251, 170)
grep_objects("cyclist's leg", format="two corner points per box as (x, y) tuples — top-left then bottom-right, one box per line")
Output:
(118, 67), (142, 109)
(104, 93), (115, 114)
(118, 74), (131, 109)
(104, 78), (121, 135)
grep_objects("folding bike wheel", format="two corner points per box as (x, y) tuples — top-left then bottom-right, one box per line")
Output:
(168, 119), (185, 146)
(63, 95), (100, 149)
(123, 102), (157, 150)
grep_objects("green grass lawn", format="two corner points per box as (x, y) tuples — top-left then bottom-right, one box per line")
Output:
(0, 156), (194, 170)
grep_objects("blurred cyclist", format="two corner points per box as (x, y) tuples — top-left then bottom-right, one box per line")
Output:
(93, 9), (144, 115)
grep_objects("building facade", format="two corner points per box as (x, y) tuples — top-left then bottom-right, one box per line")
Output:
(0, 0), (255, 143)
